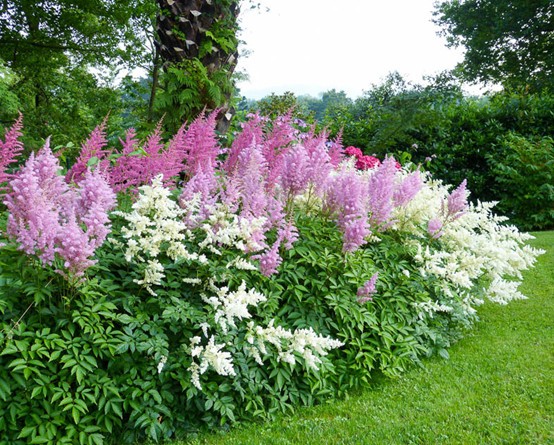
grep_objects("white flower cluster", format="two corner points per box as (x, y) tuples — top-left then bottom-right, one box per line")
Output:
(115, 175), (206, 295)
(395, 172), (543, 315)
(245, 320), (344, 371)
(413, 300), (453, 320)
(202, 280), (267, 333)
(183, 201), (268, 254)
(188, 336), (236, 390)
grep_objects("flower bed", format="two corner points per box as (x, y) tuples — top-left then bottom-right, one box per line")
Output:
(0, 113), (543, 443)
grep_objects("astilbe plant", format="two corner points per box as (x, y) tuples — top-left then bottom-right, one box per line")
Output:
(4, 140), (115, 278)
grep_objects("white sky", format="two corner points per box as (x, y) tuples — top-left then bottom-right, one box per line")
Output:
(236, 0), (465, 99)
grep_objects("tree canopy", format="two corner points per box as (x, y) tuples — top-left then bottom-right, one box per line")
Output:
(434, 0), (554, 91)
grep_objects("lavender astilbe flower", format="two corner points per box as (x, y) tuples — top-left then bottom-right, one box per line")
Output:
(223, 113), (265, 174)
(306, 140), (332, 196)
(427, 217), (444, 239)
(234, 143), (269, 220)
(278, 218), (299, 250)
(281, 144), (310, 197)
(75, 168), (116, 248)
(182, 110), (221, 176)
(367, 156), (398, 230)
(326, 132), (345, 167)
(357, 273), (378, 303)
(263, 113), (298, 189)
(446, 179), (469, 220)
(55, 210), (97, 277)
(393, 170), (423, 208)
(179, 170), (218, 228)
(66, 116), (110, 183)
(253, 238), (283, 276)
(0, 113), (24, 188)
(5, 141), (114, 278)
(324, 169), (370, 253)
(4, 151), (61, 263)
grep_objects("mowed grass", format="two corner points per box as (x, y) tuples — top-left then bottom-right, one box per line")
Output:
(175, 231), (554, 445)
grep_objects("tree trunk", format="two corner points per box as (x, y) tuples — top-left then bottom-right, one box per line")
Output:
(155, 0), (240, 133)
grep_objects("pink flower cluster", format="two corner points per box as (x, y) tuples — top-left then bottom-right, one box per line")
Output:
(344, 146), (382, 170)
(357, 273), (378, 303)
(4, 141), (115, 278)
(0, 114), (24, 188)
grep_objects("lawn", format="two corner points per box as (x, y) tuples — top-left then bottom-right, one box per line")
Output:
(176, 231), (554, 445)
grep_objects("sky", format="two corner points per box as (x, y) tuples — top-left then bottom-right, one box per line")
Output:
(235, 0), (466, 100)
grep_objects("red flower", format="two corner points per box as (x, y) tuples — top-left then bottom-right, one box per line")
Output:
(345, 146), (363, 158)
(356, 155), (381, 170)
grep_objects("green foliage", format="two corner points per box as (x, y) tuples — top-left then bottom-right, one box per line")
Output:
(491, 134), (554, 230)
(263, 214), (473, 396)
(255, 91), (315, 123)
(179, 232), (554, 445)
(434, 0), (554, 91)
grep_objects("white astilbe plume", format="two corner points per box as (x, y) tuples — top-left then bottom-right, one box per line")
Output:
(202, 281), (267, 333)
(196, 203), (268, 254)
(245, 320), (344, 370)
(114, 175), (205, 295)
(404, 173), (544, 312)
(188, 336), (235, 390)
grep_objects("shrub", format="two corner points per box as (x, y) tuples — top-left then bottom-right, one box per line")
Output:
(490, 133), (554, 230)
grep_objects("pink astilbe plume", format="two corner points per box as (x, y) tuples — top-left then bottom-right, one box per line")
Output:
(66, 116), (110, 183)
(55, 210), (97, 277)
(0, 113), (24, 187)
(110, 121), (185, 192)
(306, 140), (332, 195)
(179, 170), (218, 228)
(367, 156), (398, 230)
(324, 169), (370, 253)
(233, 143), (270, 220)
(393, 170), (423, 208)
(4, 146), (64, 264)
(109, 128), (143, 192)
(427, 218), (444, 239)
(4, 140), (115, 278)
(445, 179), (469, 220)
(357, 272), (378, 303)
(223, 113), (265, 174)
(326, 132), (344, 167)
(75, 168), (116, 248)
(263, 113), (298, 189)
(280, 144), (311, 197)
(252, 237), (282, 276)
(182, 110), (221, 176)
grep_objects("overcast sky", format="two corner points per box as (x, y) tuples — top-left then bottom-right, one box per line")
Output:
(235, 0), (465, 99)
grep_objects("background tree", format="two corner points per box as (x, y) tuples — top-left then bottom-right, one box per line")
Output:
(0, 0), (155, 147)
(434, 0), (554, 92)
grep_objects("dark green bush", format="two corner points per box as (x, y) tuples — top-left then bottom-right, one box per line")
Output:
(490, 134), (554, 230)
